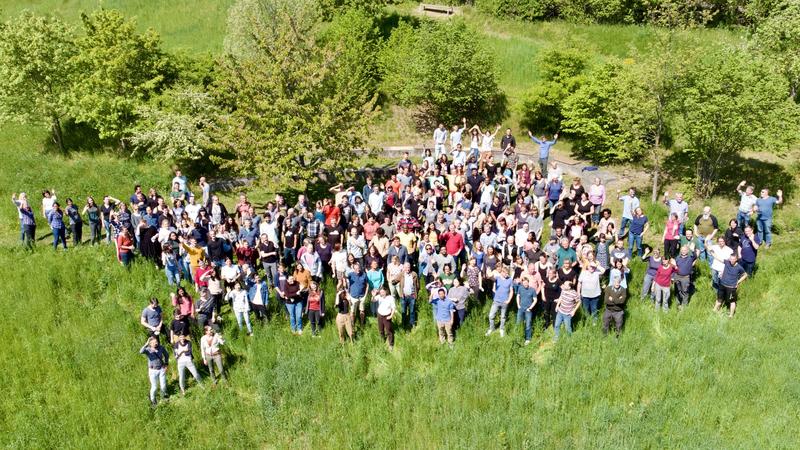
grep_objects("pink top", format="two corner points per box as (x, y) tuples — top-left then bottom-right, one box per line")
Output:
(664, 219), (680, 240)
(588, 184), (606, 206)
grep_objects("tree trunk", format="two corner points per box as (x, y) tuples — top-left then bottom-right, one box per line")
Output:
(51, 116), (65, 153)
(650, 137), (661, 203)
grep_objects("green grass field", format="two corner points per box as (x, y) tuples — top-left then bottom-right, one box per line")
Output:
(2, 1), (800, 448)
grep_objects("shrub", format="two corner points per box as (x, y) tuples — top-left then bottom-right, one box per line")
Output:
(379, 20), (506, 127)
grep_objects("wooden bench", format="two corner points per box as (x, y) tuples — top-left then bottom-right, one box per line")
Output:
(421, 3), (454, 15)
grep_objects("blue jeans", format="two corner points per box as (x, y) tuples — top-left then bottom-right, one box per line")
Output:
(696, 235), (712, 266)
(52, 227), (67, 249)
(286, 302), (303, 331)
(283, 248), (296, 265)
(581, 296), (600, 320)
(165, 265), (181, 286)
(181, 260), (194, 285)
(104, 222), (112, 242)
(618, 217), (631, 238)
(737, 210), (751, 229)
(120, 252), (132, 267)
(539, 157), (548, 176)
(756, 217), (773, 245)
(554, 312), (572, 338)
(401, 296), (416, 326)
(517, 308), (533, 340)
(628, 233), (642, 258)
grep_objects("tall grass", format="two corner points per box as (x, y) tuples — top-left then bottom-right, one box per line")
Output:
(2, 118), (800, 447)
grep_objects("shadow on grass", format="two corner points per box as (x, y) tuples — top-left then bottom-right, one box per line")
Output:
(662, 151), (796, 200)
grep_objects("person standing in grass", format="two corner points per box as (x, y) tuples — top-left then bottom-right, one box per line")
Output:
(527, 130), (558, 178)
(139, 336), (169, 406)
(693, 206), (719, 266)
(653, 257), (677, 312)
(346, 262), (368, 328)
(47, 202), (67, 250)
(541, 268), (561, 330)
(714, 254), (748, 318)
(738, 226), (761, 277)
(662, 213), (681, 259)
(173, 334), (202, 396)
(398, 262), (419, 328)
(283, 275), (304, 335)
(674, 245), (697, 310)
(195, 288), (216, 329)
(200, 326), (226, 384)
(627, 207), (649, 258)
(735, 181), (758, 228)
(554, 280), (580, 340)
(248, 273), (269, 322)
(577, 261), (605, 322)
(226, 282), (253, 336)
(516, 278), (538, 345)
(616, 188), (639, 239)
(708, 236), (733, 296)
(65, 198), (83, 246)
(334, 287), (354, 343)
(374, 288), (397, 350)
(430, 288), (456, 345)
(602, 277), (627, 337)
(754, 187), (783, 248)
(141, 298), (164, 340)
(448, 278), (470, 330)
(305, 281), (325, 337)
(366, 259), (385, 317)
(486, 266), (514, 337)
(14, 197), (36, 249)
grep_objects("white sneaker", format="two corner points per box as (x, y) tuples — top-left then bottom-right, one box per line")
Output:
(524, 340), (531, 346)
(485, 329), (493, 336)
(499, 329), (505, 337)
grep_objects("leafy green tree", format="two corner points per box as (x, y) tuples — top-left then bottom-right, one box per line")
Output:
(519, 47), (587, 134)
(321, 8), (383, 99)
(379, 20), (505, 127)
(0, 12), (77, 152)
(674, 47), (800, 197)
(560, 63), (627, 163)
(753, 0), (800, 100)
(72, 9), (175, 149)
(210, 0), (378, 192)
(129, 85), (216, 162)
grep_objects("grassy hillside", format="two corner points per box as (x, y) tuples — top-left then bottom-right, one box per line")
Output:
(2, 1), (800, 448)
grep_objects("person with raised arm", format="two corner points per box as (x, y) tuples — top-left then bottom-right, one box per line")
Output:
(754, 187), (783, 248)
(527, 130), (558, 178)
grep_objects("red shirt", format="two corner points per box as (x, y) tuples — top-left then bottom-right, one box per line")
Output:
(194, 266), (212, 288)
(654, 264), (676, 287)
(322, 205), (340, 227)
(307, 291), (322, 311)
(117, 235), (132, 254)
(443, 232), (465, 256)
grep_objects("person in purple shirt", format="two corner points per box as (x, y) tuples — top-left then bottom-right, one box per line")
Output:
(527, 130), (558, 178)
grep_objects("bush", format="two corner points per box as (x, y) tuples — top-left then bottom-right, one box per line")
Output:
(378, 20), (506, 127)
(519, 47), (588, 134)
(321, 9), (383, 99)
(475, 0), (558, 20)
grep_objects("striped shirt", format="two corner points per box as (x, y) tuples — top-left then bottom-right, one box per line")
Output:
(556, 288), (579, 315)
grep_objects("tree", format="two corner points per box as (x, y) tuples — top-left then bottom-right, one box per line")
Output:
(129, 85), (216, 162)
(321, 8), (383, 99)
(379, 20), (505, 127)
(0, 12), (77, 152)
(753, 0), (800, 100)
(209, 0), (378, 192)
(72, 9), (175, 149)
(519, 47), (588, 134)
(674, 47), (800, 197)
(560, 63), (628, 163)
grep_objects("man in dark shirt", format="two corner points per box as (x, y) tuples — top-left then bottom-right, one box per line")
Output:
(500, 128), (516, 152)
(714, 254), (748, 318)
(602, 277), (627, 337)
(674, 245), (697, 310)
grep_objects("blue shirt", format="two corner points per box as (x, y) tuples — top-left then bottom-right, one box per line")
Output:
(347, 271), (368, 298)
(755, 197), (778, 219)
(620, 195), (640, 219)
(431, 297), (456, 322)
(720, 261), (746, 288)
(47, 210), (64, 229)
(630, 215), (648, 235)
(675, 254), (696, 276)
(548, 181), (563, 201)
(531, 136), (557, 159)
(517, 285), (537, 309)
(493, 276), (514, 303)
(739, 235), (761, 263)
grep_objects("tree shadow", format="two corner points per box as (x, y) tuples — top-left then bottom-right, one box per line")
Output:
(662, 151), (796, 199)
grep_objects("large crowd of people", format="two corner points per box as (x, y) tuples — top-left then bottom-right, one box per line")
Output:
(10, 125), (785, 406)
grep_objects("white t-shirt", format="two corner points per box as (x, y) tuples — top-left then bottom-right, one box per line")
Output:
(185, 203), (201, 222)
(221, 264), (241, 282)
(709, 245), (733, 272)
(480, 135), (494, 152)
(375, 295), (396, 316)
(42, 196), (56, 215)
